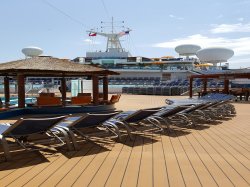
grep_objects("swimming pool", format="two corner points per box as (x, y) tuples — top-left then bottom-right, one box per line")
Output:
(1, 97), (36, 106)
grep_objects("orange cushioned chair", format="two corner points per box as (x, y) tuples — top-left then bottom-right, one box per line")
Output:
(37, 96), (62, 107)
(71, 96), (92, 106)
(110, 94), (121, 104)
(39, 93), (55, 97)
(101, 94), (121, 105)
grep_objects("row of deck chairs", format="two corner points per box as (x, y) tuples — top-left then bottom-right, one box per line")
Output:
(0, 93), (236, 161)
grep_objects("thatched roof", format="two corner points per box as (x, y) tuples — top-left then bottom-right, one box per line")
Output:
(0, 56), (119, 77)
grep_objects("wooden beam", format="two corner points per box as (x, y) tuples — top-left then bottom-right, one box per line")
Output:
(61, 77), (67, 106)
(189, 77), (193, 98)
(4, 76), (10, 107)
(224, 79), (229, 94)
(92, 75), (99, 105)
(103, 76), (109, 101)
(17, 74), (25, 108)
(203, 78), (207, 93)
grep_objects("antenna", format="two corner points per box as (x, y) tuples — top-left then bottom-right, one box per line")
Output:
(87, 17), (131, 53)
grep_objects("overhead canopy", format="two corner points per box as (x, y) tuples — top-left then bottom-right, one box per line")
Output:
(0, 56), (119, 77)
(190, 72), (250, 79)
(189, 72), (250, 98)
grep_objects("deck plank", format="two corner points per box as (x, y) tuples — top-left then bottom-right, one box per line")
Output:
(104, 137), (134, 187)
(197, 130), (250, 185)
(72, 143), (115, 187)
(192, 131), (249, 186)
(121, 135), (143, 187)
(161, 131), (186, 187)
(39, 143), (93, 187)
(88, 140), (126, 187)
(176, 129), (218, 187)
(152, 133), (169, 187)
(0, 99), (250, 187)
(5, 152), (61, 187)
(55, 146), (101, 186)
(207, 126), (250, 162)
(186, 132), (234, 186)
(170, 130), (202, 187)
(137, 133), (153, 187)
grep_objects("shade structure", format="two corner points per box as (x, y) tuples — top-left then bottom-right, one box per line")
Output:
(0, 56), (119, 108)
(0, 56), (118, 77)
(189, 72), (250, 98)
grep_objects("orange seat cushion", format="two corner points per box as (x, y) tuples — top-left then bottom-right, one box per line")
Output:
(39, 93), (55, 97)
(37, 96), (62, 106)
(110, 94), (121, 104)
(71, 96), (92, 105)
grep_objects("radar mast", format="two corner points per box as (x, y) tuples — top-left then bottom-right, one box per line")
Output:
(87, 17), (131, 53)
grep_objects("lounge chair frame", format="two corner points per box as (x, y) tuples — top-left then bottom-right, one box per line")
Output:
(0, 115), (72, 161)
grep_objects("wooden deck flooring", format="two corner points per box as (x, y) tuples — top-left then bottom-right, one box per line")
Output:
(0, 96), (250, 187)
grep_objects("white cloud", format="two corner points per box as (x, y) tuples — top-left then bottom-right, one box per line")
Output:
(229, 56), (250, 68)
(210, 23), (250, 33)
(83, 39), (100, 45)
(153, 34), (250, 56)
(169, 14), (184, 20)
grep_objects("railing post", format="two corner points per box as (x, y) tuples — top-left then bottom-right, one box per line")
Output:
(4, 76), (10, 107)
(189, 77), (193, 98)
(17, 74), (25, 108)
(92, 75), (99, 105)
(103, 76), (109, 101)
(61, 77), (66, 106)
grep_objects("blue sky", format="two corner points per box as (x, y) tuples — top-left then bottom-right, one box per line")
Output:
(1, 0), (250, 68)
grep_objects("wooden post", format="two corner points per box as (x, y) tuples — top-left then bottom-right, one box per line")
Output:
(4, 76), (10, 107)
(61, 77), (66, 106)
(103, 76), (109, 101)
(203, 78), (207, 93)
(189, 77), (193, 98)
(92, 75), (99, 105)
(224, 79), (229, 94)
(17, 74), (25, 108)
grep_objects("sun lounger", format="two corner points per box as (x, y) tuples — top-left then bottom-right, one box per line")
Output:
(57, 111), (121, 150)
(106, 107), (166, 139)
(148, 105), (189, 130)
(0, 115), (71, 161)
(168, 103), (211, 126)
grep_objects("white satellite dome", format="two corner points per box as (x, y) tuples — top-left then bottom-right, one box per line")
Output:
(22, 46), (43, 57)
(196, 47), (234, 62)
(175, 44), (201, 56)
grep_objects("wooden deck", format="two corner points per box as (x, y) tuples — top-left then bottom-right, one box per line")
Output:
(0, 95), (250, 187)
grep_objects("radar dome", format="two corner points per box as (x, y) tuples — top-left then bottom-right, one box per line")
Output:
(22, 46), (43, 57)
(196, 47), (234, 62)
(175, 44), (201, 56)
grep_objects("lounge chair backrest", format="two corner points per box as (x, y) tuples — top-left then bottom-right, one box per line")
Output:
(69, 111), (120, 128)
(208, 100), (227, 108)
(123, 109), (159, 123)
(198, 101), (220, 110)
(2, 115), (67, 136)
(77, 93), (91, 97)
(182, 103), (207, 114)
(157, 106), (187, 118)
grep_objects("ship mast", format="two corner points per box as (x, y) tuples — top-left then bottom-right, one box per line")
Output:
(87, 17), (131, 53)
